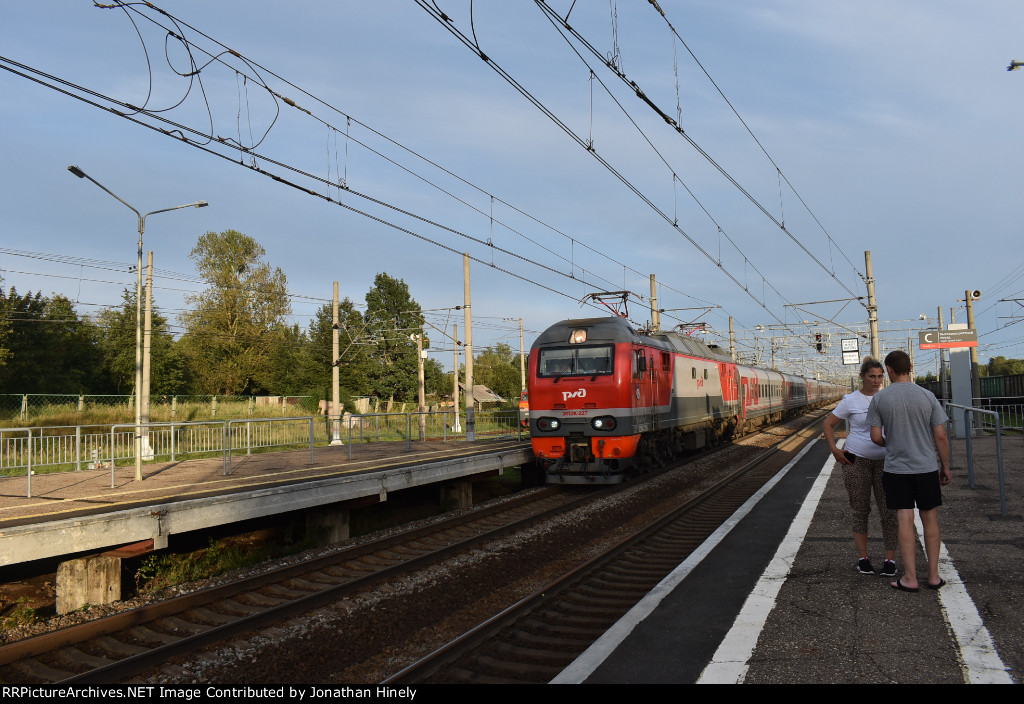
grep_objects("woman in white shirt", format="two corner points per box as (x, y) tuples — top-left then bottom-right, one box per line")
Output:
(824, 358), (898, 576)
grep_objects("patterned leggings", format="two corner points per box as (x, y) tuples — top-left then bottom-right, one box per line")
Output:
(841, 456), (898, 551)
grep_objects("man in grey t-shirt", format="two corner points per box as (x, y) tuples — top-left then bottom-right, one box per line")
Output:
(867, 350), (951, 592)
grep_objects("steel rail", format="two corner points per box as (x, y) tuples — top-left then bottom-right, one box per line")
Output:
(382, 413), (828, 683)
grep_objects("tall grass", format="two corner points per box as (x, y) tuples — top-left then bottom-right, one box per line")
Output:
(0, 398), (313, 429)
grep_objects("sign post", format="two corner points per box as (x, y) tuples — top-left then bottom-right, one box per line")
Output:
(841, 337), (860, 366)
(919, 327), (976, 436)
(918, 329), (978, 350)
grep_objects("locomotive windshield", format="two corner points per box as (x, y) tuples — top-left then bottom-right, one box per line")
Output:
(538, 345), (614, 377)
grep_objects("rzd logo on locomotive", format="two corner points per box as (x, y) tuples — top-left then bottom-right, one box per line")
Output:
(562, 388), (587, 402)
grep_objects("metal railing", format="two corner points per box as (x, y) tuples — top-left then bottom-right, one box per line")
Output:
(2, 425), (128, 498)
(226, 417), (314, 475)
(945, 403), (1008, 517)
(967, 401), (1024, 438)
(1, 410), (525, 497)
(108, 420), (229, 488)
(340, 410), (523, 459)
(1, 427), (36, 497)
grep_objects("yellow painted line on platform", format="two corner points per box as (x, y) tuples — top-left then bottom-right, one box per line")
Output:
(0, 442), (530, 523)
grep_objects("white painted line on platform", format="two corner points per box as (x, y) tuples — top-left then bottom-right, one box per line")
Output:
(551, 440), (819, 685)
(696, 445), (834, 684)
(697, 453), (1011, 684)
(924, 518), (1012, 684)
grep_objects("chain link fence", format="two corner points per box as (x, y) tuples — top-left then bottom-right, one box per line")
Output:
(0, 394), (315, 424)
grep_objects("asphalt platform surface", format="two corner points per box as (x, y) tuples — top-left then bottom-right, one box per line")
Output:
(570, 434), (1021, 684)
(742, 434), (1021, 684)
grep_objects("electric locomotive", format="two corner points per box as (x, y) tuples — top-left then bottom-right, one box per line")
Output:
(528, 316), (841, 484)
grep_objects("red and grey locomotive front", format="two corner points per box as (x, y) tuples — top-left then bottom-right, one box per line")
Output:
(528, 317), (646, 484)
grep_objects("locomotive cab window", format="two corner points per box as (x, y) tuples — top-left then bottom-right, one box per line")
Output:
(633, 350), (646, 378)
(538, 345), (614, 377)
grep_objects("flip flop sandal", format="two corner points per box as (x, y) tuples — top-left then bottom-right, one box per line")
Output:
(891, 578), (919, 592)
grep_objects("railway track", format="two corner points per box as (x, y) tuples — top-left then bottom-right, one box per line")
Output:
(383, 416), (825, 684)
(0, 411), (828, 683)
(0, 484), (607, 684)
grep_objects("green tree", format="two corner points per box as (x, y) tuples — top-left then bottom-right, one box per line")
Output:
(423, 357), (448, 399)
(0, 288), (100, 392)
(263, 323), (320, 395)
(0, 284), (12, 369)
(179, 230), (291, 395)
(95, 289), (187, 395)
(307, 299), (371, 397)
(39, 295), (99, 392)
(0, 288), (45, 390)
(473, 342), (522, 403)
(985, 356), (1024, 377)
(363, 273), (424, 403)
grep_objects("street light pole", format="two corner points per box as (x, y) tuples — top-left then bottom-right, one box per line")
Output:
(68, 165), (207, 481)
(411, 333), (426, 441)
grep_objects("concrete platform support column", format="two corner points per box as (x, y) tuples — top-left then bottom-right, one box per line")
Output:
(307, 506), (350, 545)
(56, 555), (121, 614)
(441, 479), (473, 510)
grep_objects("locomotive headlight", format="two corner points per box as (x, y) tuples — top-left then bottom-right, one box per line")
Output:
(537, 417), (561, 432)
(591, 415), (617, 431)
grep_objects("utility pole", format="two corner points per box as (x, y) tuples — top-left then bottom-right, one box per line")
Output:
(965, 289), (981, 402)
(452, 324), (461, 432)
(650, 274), (661, 331)
(937, 306), (950, 399)
(519, 317), (526, 392)
(729, 317), (736, 362)
(864, 251), (880, 361)
(415, 331), (426, 440)
(463, 254), (475, 441)
(140, 251), (155, 459)
(331, 282), (342, 445)
(937, 307), (947, 398)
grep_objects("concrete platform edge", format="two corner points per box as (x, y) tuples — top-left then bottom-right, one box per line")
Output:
(0, 448), (531, 566)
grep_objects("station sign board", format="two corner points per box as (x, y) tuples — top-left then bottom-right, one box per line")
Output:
(840, 337), (860, 365)
(918, 329), (977, 350)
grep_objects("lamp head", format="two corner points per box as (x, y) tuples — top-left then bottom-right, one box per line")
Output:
(67, 165), (86, 178)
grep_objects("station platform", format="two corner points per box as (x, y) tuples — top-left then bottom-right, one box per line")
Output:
(556, 434), (1021, 684)
(0, 438), (531, 567)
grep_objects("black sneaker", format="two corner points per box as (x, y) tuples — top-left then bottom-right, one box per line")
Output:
(880, 559), (897, 577)
(857, 557), (875, 575)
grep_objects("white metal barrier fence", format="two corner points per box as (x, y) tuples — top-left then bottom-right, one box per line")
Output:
(945, 402), (1009, 517)
(226, 417), (314, 475)
(340, 410), (523, 458)
(968, 401), (1024, 437)
(1, 410), (525, 497)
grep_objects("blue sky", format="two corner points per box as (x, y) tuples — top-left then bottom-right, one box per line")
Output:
(2, 1), (1023, 378)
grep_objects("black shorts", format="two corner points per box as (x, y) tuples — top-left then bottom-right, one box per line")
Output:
(882, 471), (942, 511)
